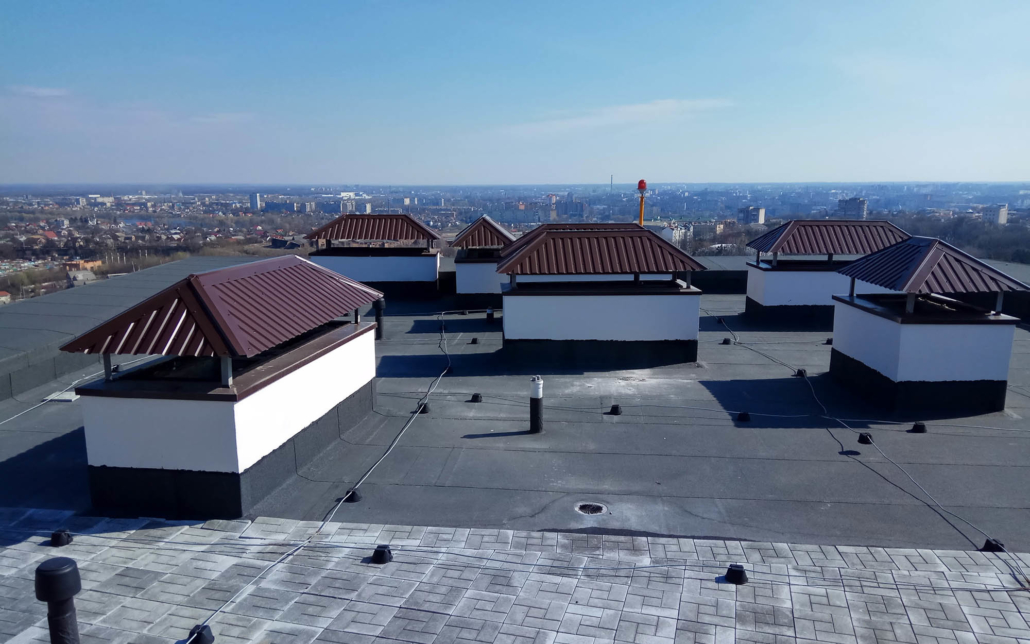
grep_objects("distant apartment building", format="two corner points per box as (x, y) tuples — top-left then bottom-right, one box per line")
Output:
(300, 202), (316, 214)
(249, 193), (263, 211)
(984, 203), (1009, 225)
(838, 197), (868, 219)
(692, 221), (725, 240)
(644, 222), (692, 245)
(737, 206), (765, 225)
(321, 201), (345, 215)
(265, 201), (298, 213)
(360, 203), (373, 214)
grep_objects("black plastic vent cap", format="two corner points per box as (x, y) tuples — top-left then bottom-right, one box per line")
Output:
(724, 564), (748, 585)
(35, 557), (81, 603)
(189, 624), (215, 644)
(372, 544), (393, 564)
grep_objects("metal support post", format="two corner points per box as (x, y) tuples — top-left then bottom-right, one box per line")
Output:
(220, 356), (233, 387)
(374, 298), (385, 339)
(103, 355), (113, 381)
(905, 293), (916, 315)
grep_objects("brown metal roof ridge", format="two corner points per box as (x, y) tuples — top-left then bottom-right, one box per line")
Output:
(496, 228), (706, 275)
(60, 255), (383, 358)
(499, 222), (643, 259)
(305, 213), (442, 241)
(450, 215), (516, 248)
(838, 236), (1030, 294)
(746, 220), (910, 255)
(75, 323), (376, 402)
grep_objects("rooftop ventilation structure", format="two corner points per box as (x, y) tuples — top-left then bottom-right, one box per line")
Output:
(496, 227), (707, 365)
(743, 220), (911, 327)
(830, 237), (1029, 413)
(60, 256), (383, 518)
(450, 216), (517, 305)
(306, 214), (443, 297)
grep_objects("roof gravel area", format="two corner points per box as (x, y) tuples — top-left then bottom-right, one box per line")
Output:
(0, 509), (1028, 644)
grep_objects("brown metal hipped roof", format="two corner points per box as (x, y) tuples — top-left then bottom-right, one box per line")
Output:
(450, 216), (516, 248)
(839, 236), (1030, 295)
(747, 220), (910, 255)
(60, 256), (383, 358)
(496, 228), (706, 275)
(499, 223), (644, 259)
(305, 214), (442, 242)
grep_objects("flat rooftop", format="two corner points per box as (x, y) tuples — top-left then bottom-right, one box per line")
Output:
(3, 293), (1028, 553)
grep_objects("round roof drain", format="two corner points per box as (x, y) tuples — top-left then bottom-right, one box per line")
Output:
(576, 502), (607, 515)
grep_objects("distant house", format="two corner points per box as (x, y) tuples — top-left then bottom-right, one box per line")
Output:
(67, 270), (98, 287)
(0, 291), (11, 305)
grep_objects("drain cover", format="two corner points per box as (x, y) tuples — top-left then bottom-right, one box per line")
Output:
(575, 502), (607, 515)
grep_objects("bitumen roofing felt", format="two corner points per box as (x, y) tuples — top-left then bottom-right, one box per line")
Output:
(2, 293), (1029, 554)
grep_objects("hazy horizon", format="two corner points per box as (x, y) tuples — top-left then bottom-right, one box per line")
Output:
(3, 1), (1028, 184)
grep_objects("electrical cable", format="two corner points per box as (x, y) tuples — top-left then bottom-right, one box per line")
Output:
(180, 307), (457, 638)
(711, 313), (1030, 589)
(0, 356), (151, 428)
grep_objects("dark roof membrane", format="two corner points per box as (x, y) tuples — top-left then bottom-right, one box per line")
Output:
(60, 255), (383, 358)
(450, 216), (516, 248)
(747, 220), (910, 255)
(306, 214), (442, 242)
(839, 236), (1030, 295)
(496, 228), (706, 275)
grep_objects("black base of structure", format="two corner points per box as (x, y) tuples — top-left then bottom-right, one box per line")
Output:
(361, 281), (442, 300)
(981, 538), (1005, 552)
(452, 293), (504, 309)
(87, 380), (376, 519)
(503, 339), (698, 368)
(743, 297), (835, 329)
(829, 349), (1007, 413)
(691, 270), (747, 295)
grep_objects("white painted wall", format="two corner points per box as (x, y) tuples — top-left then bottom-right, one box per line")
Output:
(517, 274), (672, 283)
(503, 294), (700, 341)
(747, 264), (893, 306)
(311, 254), (439, 282)
(456, 262), (506, 294)
(833, 301), (1016, 382)
(81, 396), (240, 472)
(81, 331), (376, 473)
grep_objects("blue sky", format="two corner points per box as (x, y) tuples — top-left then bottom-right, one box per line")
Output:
(2, 1), (1028, 184)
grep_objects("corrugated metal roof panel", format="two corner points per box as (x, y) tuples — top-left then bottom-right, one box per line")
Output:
(60, 256), (383, 358)
(839, 236), (1030, 294)
(498, 223), (643, 259)
(305, 214), (442, 241)
(496, 229), (706, 275)
(450, 216), (516, 248)
(747, 220), (910, 255)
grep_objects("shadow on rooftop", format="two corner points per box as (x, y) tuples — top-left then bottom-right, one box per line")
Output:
(699, 373), (998, 429)
(0, 428), (90, 513)
(700, 312), (834, 334)
(407, 318), (498, 335)
(378, 342), (694, 378)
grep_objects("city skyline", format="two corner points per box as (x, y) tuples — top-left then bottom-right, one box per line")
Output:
(2, 1), (1029, 184)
